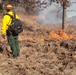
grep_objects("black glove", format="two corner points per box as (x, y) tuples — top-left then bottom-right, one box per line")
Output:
(2, 34), (5, 39)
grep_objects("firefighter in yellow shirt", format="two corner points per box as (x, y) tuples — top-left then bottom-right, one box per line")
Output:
(1, 4), (20, 58)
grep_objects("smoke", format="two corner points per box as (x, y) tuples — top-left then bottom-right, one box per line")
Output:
(37, 2), (63, 25)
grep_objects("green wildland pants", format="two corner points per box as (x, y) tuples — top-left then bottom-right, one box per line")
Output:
(7, 34), (20, 57)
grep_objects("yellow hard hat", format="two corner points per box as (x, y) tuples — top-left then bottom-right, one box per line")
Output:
(6, 4), (13, 9)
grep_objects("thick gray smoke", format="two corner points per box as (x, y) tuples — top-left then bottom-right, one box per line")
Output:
(37, 2), (63, 25)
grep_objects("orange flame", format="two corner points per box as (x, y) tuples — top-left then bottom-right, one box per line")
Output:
(48, 29), (75, 41)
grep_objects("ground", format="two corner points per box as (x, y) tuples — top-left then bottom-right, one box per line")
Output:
(0, 13), (76, 75)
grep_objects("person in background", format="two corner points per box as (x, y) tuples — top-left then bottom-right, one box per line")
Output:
(1, 4), (20, 58)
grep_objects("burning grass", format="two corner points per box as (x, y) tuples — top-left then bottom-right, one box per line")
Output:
(47, 29), (75, 41)
(0, 14), (76, 75)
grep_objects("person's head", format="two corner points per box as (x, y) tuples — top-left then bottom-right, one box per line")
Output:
(6, 4), (13, 12)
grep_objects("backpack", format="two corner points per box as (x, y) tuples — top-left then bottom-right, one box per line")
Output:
(7, 13), (23, 34)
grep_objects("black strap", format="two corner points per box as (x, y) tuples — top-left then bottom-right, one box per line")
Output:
(6, 13), (16, 19)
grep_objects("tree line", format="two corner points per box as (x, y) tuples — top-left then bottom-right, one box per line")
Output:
(0, 0), (70, 14)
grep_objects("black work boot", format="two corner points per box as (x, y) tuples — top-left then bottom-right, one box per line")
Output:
(13, 55), (18, 58)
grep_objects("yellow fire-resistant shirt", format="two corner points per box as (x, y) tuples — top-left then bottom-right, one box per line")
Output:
(1, 11), (19, 35)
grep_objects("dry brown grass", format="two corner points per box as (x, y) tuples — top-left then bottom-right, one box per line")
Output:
(0, 13), (76, 75)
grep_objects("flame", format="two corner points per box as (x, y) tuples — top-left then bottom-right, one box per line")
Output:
(49, 30), (61, 40)
(43, 23), (75, 41)
(48, 29), (75, 41)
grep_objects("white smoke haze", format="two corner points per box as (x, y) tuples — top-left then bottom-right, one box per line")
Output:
(37, 2), (63, 25)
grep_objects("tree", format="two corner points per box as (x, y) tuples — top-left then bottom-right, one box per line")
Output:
(50, 0), (70, 29)
(1, 0), (71, 14)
